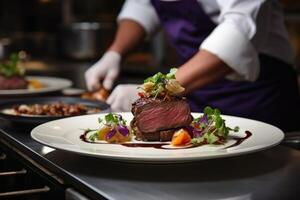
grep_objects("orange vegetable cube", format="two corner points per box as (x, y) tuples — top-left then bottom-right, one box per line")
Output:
(171, 129), (191, 146)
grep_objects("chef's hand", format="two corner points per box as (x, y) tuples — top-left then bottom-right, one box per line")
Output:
(107, 84), (140, 112)
(85, 51), (121, 91)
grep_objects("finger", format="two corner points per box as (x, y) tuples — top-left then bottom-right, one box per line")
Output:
(84, 71), (92, 90)
(103, 68), (119, 90)
(87, 77), (101, 91)
(110, 99), (128, 112)
(115, 93), (131, 111)
(109, 95), (122, 112)
(107, 89), (127, 112)
(85, 69), (100, 91)
(106, 89), (118, 104)
(110, 104), (122, 112)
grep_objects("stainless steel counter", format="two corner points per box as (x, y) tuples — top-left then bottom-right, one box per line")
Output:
(0, 119), (300, 200)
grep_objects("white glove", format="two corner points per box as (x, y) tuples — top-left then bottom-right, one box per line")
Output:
(85, 51), (121, 91)
(107, 84), (140, 112)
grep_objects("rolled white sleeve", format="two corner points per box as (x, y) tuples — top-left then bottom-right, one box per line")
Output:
(117, 0), (160, 35)
(200, 0), (266, 81)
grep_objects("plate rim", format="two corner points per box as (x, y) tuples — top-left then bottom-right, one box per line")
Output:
(0, 76), (72, 95)
(30, 112), (285, 163)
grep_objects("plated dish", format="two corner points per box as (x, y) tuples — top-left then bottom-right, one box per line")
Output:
(80, 110), (242, 149)
(0, 53), (28, 90)
(31, 69), (284, 163)
(0, 97), (109, 125)
(31, 112), (284, 163)
(0, 54), (71, 95)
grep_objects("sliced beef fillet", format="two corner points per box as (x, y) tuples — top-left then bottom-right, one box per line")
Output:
(131, 97), (193, 141)
(135, 98), (192, 133)
(131, 118), (176, 141)
(131, 97), (161, 116)
(0, 75), (28, 90)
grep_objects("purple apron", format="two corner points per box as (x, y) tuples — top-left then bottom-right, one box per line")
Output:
(151, 0), (300, 132)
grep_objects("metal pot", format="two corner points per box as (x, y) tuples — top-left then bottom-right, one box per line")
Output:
(0, 38), (13, 60)
(59, 22), (115, 60)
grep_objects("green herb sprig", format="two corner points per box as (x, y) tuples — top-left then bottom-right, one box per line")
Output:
(0, 53), (24, 78)
(101, 113), (127, 127)
(191, 106), (239, 145)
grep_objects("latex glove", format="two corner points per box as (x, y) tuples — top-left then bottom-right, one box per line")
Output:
(107, 84), (140, 112)
(85, 51), (121, 91)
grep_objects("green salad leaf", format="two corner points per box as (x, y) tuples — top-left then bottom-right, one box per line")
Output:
(88, 132), (98, 142)
(191, 106), (239, 145)
(0, 53), (24, 78)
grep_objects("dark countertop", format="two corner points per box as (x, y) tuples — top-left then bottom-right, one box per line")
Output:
(1, 119), (300, 200)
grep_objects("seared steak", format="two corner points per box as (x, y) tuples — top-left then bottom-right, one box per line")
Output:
(131, 97), (193, 141)
(0, 75), (28, 90)
(131, 118), (176, 141)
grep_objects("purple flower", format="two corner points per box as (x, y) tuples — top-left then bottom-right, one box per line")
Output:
(106, 129), (117, 140)
(198, 115), (208, 125)
(118, 125), (129, 137)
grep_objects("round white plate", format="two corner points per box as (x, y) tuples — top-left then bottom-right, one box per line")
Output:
(0, 76), (72, 95)
(31, 112), (284, 163)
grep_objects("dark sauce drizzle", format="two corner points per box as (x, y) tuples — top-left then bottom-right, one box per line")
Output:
(79, 131), (252, 150)
(79, 131), (94, 143)
(224, 131), (252, 149)
(121, 143), (169, 149)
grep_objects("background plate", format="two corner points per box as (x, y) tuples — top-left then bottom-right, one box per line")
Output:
(0, 97), (110, 125)
(31, 112), (284, 163)
(0, 76), (72, 95)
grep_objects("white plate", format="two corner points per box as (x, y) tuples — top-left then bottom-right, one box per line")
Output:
(0, 76), (72, 95)
(31, 112), (284, 163)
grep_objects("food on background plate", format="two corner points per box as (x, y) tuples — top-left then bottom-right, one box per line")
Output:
(0, 53), (44, 90)
(28, 79), (44, 89)
(81, 88), (110, 101)
(131, 68), (193, 141)
(11, 102), (101, 116)
(0, 54), (28, 90)
(82, 113), (131, 143)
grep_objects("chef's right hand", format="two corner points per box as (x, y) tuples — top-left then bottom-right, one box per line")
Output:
(85, 51), (121, 91)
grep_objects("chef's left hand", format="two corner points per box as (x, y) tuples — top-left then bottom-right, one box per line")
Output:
(107, 84), (140, 112)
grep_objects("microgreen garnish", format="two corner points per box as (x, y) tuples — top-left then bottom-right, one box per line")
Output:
(140, 68), (185, 98)
(88, 132), (98, 142)
(166, 68), (176, 79)
(103, 113), (127, 127)
(191, 106), (239, 145)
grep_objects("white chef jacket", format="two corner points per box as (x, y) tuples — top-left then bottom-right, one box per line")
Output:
(117, 0), (294, 81)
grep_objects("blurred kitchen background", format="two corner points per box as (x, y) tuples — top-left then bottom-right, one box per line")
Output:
(0, 0), (299, 89)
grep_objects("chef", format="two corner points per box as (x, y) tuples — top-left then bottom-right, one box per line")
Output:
(85, 0), (300, 132)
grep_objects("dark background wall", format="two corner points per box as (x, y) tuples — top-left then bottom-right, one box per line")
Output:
(0, 0), (299, 68)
